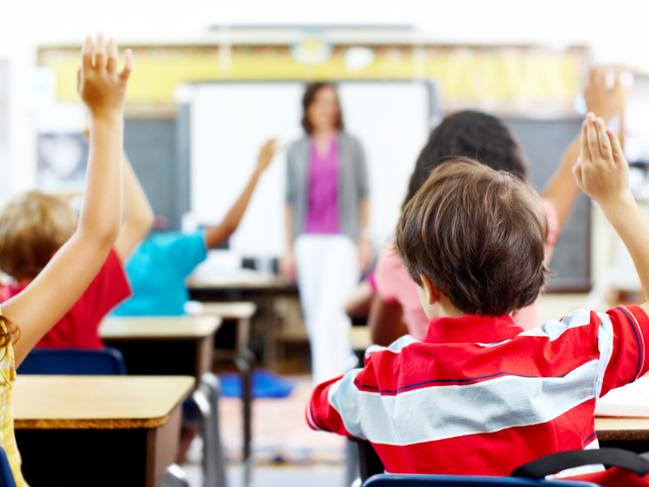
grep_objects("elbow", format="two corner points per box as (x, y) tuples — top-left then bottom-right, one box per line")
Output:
(79, 218), (122, 253)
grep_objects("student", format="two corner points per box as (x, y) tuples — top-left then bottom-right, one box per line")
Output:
(369, 68), (622, 345)
(0, 151), (152, 349)
(308, 115), (649, 476)
(112, 138), (277, 317)
(0, 35), (130, 484)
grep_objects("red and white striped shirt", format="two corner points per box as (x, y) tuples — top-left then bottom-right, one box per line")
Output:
(307, 305), (649, 475)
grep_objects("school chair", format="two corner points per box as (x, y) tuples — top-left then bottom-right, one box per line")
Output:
(363, 474), (597, 486)
(198, 373), (227, 487)
(160, 464), (191, 487)
(17, 348), (127, 375)
(0, 447), (16, 487)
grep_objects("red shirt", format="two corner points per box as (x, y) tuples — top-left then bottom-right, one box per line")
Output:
(2, 249), (131, 349)
(308, 305), (649, 476)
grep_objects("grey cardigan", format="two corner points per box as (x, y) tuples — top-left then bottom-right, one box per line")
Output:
(285, 133), (369, 243)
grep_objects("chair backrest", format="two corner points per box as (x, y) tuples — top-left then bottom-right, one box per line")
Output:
(363, 474), (598, 486)
(0, 447), (17, 487)
(17, 348), (127, 375)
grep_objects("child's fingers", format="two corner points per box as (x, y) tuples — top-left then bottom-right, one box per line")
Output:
(607, 129), (625, 167)
(586, 115), (601, 164)
(595, 118), (613, 162)
(579, 118), (590, 163)
(119, 49), (133, 82)
(572, 161), (584, 189)
(81, 36), (93, 71)
(106, 38), (118, 73)
(94, 33), (106, 70)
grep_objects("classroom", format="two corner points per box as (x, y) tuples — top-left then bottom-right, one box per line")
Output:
(2, 1), (649, 486)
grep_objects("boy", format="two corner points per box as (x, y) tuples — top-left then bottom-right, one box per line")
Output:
(307, 114), (649, 476)
(0, 34), (131, 484)
(0, 141), (153, 348)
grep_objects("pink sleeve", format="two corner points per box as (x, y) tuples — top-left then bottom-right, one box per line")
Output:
(374, 245), (403, 303)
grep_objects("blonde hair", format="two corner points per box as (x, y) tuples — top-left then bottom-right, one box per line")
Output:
(0, 191), (77, 281)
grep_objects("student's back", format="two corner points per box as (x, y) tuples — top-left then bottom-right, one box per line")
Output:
(113, 231), (207, 316)
(308, 123), (649, 476)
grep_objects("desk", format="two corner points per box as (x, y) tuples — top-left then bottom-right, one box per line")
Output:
(100, 316), (221, 381)
(14, 375), (193, 487)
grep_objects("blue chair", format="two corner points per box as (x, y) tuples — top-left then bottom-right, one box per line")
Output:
(17, 348), (127, 375)
(363, 474), (598, 486)
(0, 447), (17, 487)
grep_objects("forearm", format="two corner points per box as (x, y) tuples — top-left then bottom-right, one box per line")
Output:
(205, 168), (262, 248)
(78, 114), (124, 243)
(114, 154), (154, 260)
(359, 199), (371, 239)
(284, 204), (294, 253)
(601, 194), (649, 299)
(543, 138), (581, 229)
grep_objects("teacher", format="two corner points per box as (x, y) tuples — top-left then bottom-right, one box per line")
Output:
(282, 82), (372, 384)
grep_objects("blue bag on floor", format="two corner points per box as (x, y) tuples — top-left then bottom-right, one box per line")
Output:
(219, 369), (295, 398)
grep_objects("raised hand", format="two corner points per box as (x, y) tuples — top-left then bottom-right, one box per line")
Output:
(584, 67), (622, 123)
(78, 34), (132, 118)
(572, 113), (630, 206)
(256, 138), (279, 172)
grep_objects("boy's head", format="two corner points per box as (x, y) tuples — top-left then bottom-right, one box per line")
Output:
(396, 158), (546, 318)
(403, 110), (528, 207)
(0, 191), (77, 281)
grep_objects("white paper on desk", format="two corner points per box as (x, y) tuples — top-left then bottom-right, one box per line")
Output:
(596, 376), (649, 417)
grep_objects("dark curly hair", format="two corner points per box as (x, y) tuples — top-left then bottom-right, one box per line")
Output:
(301, 82), (345, 135)
(403, 110), (528, 207)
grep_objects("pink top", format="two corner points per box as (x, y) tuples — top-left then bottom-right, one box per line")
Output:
(305, 137), (341, 234)
(375, 199), (560, 339)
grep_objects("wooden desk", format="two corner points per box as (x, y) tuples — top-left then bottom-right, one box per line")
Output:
(100, 316), (221, 381)
(14, 375), (194, 487)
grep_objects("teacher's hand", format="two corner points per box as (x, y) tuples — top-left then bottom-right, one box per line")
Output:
(280, 251), (297, 283)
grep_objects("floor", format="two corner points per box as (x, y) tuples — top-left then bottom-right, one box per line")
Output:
(182, 375), (348, 487)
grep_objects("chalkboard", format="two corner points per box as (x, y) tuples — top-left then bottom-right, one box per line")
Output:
(503, 117), (590, 292)
(123, 118), (187, 230)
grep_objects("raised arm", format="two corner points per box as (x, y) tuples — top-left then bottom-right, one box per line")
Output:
(114, 153), (154, 261)
(204, 138), (277, 249)
(2, 35), (132, 364)
(572, 114), (649, 315)
(544, 68), (622, 229)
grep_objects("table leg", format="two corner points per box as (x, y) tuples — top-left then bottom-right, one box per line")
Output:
(236, 347), (254, 487)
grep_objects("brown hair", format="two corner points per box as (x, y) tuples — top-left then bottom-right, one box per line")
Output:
(0, 191), (77, 281)
(301, 82), (344, 135)
(396, 158), (547, 316)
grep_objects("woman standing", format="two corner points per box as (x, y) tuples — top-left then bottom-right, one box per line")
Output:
(283, 82), (372, 384)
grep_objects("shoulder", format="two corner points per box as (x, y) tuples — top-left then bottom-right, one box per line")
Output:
(339, 133), (363, 150)
(287, 137), (309, 158)
(375, 244), (411, 298)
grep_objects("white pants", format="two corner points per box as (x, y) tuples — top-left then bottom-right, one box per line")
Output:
(295, 234), (359, 384)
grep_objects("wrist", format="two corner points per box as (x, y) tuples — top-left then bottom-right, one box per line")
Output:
(89, 110), (123, 125)
(598, 191), (637, 216)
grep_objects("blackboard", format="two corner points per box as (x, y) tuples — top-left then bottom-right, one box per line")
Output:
(123, 117), (188, 231)
(503, 117), (590, 292)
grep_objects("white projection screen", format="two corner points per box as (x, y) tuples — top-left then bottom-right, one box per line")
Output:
(187, 80), (434, 256)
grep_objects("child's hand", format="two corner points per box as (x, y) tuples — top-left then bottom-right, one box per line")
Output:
(572, 113), (630, 206)
(256, 138), (279, 172)
(78, 34), (132, 119)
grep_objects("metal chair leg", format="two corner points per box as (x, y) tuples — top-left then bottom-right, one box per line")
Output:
(192, 390), (217, 487)
(160, 463), (190, 487)
(235, 348), (255, 487)
(200, 372), (228, 487)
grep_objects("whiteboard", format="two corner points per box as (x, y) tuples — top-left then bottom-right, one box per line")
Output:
(187, 81), (433, 256)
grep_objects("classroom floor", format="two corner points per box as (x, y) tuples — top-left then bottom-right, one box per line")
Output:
(182, 376), (347, 486)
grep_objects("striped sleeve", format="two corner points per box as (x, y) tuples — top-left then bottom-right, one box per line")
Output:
(306, 368), (368, 440)
(597, 305), (649, 398)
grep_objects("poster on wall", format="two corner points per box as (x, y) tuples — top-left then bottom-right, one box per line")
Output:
(36, 132), (87, 192)
(36, 103), (86, 193)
